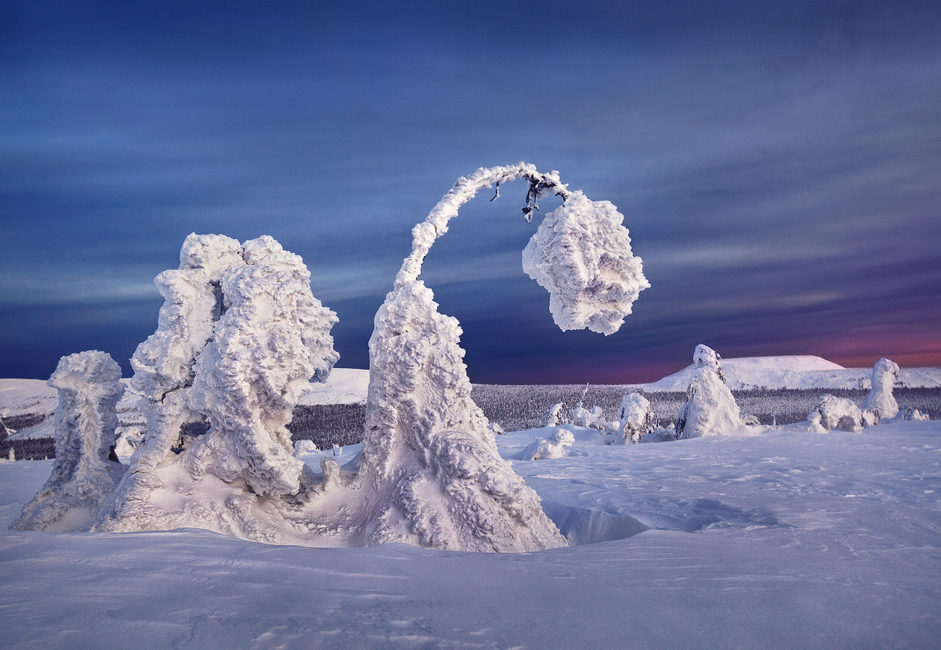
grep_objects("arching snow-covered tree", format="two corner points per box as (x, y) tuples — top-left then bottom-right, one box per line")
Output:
(342, 163), (649, 551)
(13, 351), (125, 531)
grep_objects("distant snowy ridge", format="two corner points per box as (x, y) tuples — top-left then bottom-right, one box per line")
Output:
(633, 355), (941, 391)
(296, 368), (368, 405)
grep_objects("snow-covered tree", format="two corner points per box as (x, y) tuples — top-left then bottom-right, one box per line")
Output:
(95, 234), (338, 537)
(538, 402), (568, 428)
(862, 358), (900, 421)
(617, 393), (654, 444)
(340, 163), (648, 551)
(675, 345), (744, 438)
(13, 351), (125, 531)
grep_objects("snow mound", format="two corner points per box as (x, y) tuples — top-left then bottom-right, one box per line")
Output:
(807, 394), (865, 433)
(13, 351), (125, 531)
(522, 428), (575, 460)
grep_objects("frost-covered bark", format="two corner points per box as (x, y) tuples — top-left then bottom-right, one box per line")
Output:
(13, 351), (125, 531)
(96, 234), (338, 536)
(617, 393), (654, 444)
(675, 345), (744, 438)
(862, 358), (900, 421)
(808, 394), (864, 433)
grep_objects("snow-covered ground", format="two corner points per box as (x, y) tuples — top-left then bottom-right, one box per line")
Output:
(2, 417), (940, 649)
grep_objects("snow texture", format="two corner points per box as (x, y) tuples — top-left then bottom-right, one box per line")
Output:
(12, 351), (125, 531)
(807, 394), (865, 433)
(862, 357), (900, 420)
(522, 191), (649, 335)
(521, 428), (575, 460)
(675, 345), (745, 438)
(335, 163), (648, 552)
(537, 402), (567, 428)
(5, 418), (941, 649)
(94, 234), (339, 537)
(617, 392), (654, 443)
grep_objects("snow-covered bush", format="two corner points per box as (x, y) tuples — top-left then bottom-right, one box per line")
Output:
(538, 402), (568, 428)
(675, 345), (744, 438)
(807, 394), (864, 433)
(617, 393), (654, 443)
(13, 351), (125, 531)
(862, 358), (900, 421)
(522, 428), (575, 460)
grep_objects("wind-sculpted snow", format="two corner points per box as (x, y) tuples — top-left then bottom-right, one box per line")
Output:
(522, 192), (649, 335)
(807, 394), (865, 432)
(617, 393), (654, 443)
(95, 234), (339, 538)
(862, 357), (900, 420)
(15, 165), (648, 553)
(13, 351), (125, 531)
(675, 345), (745, 438)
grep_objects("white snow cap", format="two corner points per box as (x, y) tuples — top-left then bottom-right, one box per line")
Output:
(523, 192), (649, 335)
(862, 358), (900, 420)
(13, 351), (125, 531)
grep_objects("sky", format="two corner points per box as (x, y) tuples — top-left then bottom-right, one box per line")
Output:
(2, 0), (939, 385)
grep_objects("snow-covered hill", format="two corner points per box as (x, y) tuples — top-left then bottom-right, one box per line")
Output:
(632, 355), (941, 391)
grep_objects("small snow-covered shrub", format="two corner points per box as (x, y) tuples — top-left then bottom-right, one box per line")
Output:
(807, 394), (864, 432)
(538, 402), (568, 428)
(522, 428), (575, 460)
(13, 351), (125, 531)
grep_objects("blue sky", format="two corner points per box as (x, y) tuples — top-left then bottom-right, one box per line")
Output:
(2, 0), (939, 383)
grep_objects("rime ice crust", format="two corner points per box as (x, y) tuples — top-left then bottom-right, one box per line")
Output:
(618, 393), (654, 444)
(862, 358), (900, 420)
(95, 234), (339, 537)
(808, 395), (865, 432)
(675, 345), (745, 438)
(522, 192), (649, 335)
(13, 351), (125, 531)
